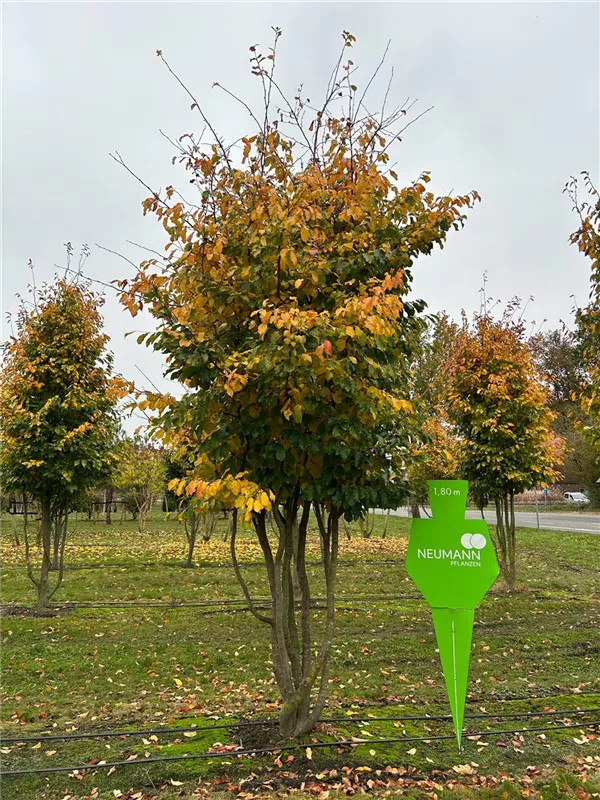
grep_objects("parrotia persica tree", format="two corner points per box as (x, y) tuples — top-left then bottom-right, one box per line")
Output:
(0, 278), (123, 610)
(565, 173), (600, 458)
(117, 30), (480, 737)
(113, 438), (166, 532)
(445, 309), (564, 589)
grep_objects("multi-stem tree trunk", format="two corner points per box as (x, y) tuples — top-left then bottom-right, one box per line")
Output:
(136, 490), (153, 533)
(381, 508), (391, 538)
(410, 500), (421, 518)
(231, 498), (339, 739)
(51, 506), (68, 570)
(184, 511), (216, 566)
(341, 516), (352, 540)
(358, 509), (375, 538)
(493, 491), (517, 590)
(25, 498), (69, 612)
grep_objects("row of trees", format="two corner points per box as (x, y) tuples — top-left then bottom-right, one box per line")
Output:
(1, 30), (598, 739)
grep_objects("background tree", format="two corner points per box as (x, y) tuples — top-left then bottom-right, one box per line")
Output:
(166, 454), (217, 567)
(406, 417), (461, 513)
(445, 307), (564, 589)
(531, 327), (599, 505)
(0, 277), (122, 610)
(565, 173), (600, 473)
(119, 30), (479, 737)
(407, 313), (459, 516)
(113, 438), (166, 532)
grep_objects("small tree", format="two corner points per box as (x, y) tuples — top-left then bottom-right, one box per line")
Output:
(166, 454), (217, 567)
(445, 308), (564, 589)
(119, 31), (479, 737)
(0, 278), (122, 610)
(113, 438), (166, 532)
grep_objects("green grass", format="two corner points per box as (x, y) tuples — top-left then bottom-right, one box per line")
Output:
(1, 511), (599, 799)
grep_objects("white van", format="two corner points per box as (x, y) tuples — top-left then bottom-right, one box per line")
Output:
(563, 492), (590, 506)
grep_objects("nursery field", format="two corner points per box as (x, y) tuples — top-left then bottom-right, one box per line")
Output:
(1, 512), (599, 800)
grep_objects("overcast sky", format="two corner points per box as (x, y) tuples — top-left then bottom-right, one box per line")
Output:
(2, 1), (599, 409)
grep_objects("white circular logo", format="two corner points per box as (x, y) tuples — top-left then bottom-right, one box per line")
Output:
(461, 533), (487, 549)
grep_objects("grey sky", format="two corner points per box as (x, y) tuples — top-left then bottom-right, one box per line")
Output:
(2, 1), (599, 408)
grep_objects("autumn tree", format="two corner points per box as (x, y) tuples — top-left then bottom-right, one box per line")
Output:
(532, 327), (599, 505)
(113, 438), (166, 532)
(0, 278), (122, 610)
(565, 173), (600, 471)
(166, 454), (218, 567)
(118, 30), (479, 737)
(407, 313), (459, 516)
(446, 308), (564, 589)
(406, 417), (461, 512)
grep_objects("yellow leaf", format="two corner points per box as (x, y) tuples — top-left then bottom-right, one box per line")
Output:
(173, 677), (183, 688)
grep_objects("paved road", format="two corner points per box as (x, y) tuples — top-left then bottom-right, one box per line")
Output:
(388, 508), (600, 534)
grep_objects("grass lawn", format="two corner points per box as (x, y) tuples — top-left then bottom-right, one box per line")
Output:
(0, 511), (599, 800)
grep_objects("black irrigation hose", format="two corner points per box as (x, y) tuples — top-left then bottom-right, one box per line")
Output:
(1, 589), (588, 613)
(3, 706), (599, 744)
(0, 559), (402, 572)
(1, 720), (598, 777)
(1, 594), (423, 611)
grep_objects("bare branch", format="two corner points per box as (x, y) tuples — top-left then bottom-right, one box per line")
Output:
(95, 243), (138, 272)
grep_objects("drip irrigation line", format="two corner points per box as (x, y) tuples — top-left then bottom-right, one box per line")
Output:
(1, 589), (587, 614)
(2, 706), (599, 744)
(1, 719), (598, 777)
(1, 594), (423, 611)
(0, 559), (402, 572)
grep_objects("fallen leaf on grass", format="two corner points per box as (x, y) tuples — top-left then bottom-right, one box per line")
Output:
(453, 764), (475, 775)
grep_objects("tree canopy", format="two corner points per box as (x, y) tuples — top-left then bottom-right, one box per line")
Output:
(445, 308), (564, 587)
(0, 278), (123, 608)
(116, 30), (480, 737)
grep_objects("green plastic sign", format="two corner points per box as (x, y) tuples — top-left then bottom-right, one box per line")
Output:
(405, 480), (499, 749)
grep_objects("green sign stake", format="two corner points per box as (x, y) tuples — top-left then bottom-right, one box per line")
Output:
(405, 480), (499, 749)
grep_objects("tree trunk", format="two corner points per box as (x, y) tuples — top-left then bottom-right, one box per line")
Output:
(381, 509), (391, 538)
(410, 500), (421, 519)
(492, 494), (517, 591)
(37, 500), (53, 612)
(105, 486), (114, 525)
(341, 516), (352, 540)
(506, 490), (517, 590)
(184, 513), (198, 568)
(137, 492), (152, 532)
(231, 497), (339, 739)
(51, 510), (66, 570)
(11, 511), (20, 547)
(359, 509), (375, 538)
